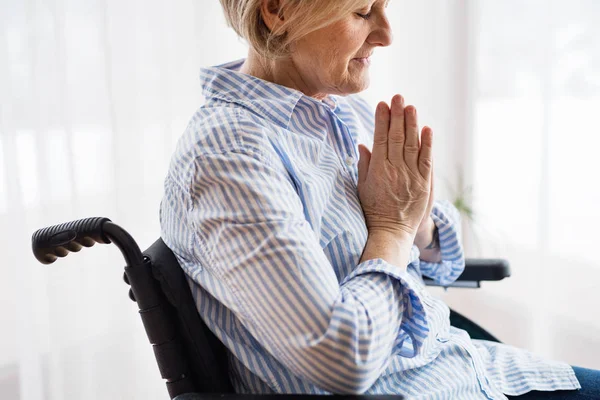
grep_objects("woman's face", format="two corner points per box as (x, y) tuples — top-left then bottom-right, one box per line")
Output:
(290, 0), (392, 96)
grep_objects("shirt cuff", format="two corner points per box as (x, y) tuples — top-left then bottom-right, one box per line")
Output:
(342, 258), (431, 358)
(419, 200), (466, 286)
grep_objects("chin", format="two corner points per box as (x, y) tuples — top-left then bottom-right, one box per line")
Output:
(357, 76), (370, 92)
(329, 68), (370, 95)
(344, 77), (370, 95)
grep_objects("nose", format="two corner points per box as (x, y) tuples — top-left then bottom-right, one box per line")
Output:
(368, 14), (393, 47)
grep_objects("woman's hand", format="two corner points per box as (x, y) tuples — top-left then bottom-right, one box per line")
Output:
(416, 163), (435, 236)
(357, 94), (433, 241)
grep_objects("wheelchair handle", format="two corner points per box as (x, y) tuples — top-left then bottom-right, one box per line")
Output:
(31, 217), (144, 267)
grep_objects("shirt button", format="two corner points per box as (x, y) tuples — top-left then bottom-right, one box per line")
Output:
(345, 156), (355, 166)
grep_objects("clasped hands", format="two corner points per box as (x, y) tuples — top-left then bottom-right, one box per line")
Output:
(357, 94), (438, 256)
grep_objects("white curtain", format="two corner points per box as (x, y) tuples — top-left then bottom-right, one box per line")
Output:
(440, 0), (600, 369)
(1, 1), (247, 398)
(1, 0), (597, 399)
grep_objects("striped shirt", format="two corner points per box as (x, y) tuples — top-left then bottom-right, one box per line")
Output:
(160, 59), (580, 399)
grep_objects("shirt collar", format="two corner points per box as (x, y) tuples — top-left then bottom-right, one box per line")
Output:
(200, 59), (339, 129)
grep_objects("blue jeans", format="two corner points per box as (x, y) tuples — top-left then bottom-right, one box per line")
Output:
(507, 366), (600, 399)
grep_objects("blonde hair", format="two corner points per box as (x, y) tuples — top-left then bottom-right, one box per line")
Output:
(219, 0), (369, 59)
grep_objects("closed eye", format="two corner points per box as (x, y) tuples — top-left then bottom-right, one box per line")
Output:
(356, 11), (372, 20)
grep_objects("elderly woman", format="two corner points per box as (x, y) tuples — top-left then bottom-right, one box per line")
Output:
(160, 0), (599, 398)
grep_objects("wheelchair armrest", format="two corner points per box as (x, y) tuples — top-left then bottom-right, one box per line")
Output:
(423, 258), (511, 288)
(174, 395), (403, 399)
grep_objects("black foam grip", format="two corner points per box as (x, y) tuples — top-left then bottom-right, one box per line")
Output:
(31, 217), (112, 264)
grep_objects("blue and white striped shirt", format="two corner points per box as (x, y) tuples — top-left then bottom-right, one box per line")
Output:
(160, 59), (580, 399)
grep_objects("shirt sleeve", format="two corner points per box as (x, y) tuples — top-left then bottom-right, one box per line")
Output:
(418, 199), (466, 286)
(172, 148), (433, 394)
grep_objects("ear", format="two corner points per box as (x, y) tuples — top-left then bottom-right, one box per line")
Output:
(260, 0), (285, 32)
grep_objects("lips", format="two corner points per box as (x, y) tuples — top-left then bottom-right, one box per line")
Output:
(352, 56), (371, 66)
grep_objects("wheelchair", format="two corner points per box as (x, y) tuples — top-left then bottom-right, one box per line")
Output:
(31, 217), (511, 399)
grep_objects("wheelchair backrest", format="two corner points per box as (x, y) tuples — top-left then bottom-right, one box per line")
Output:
(139, 238), (234, 396)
